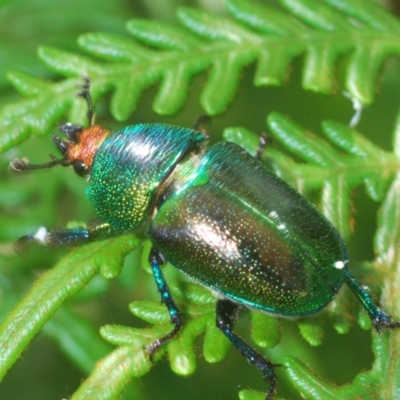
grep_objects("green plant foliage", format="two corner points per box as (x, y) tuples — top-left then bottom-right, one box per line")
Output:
(224, 113), (398, 241)
(2, 0), (400, 153)
(1, 0), (400, 399)
(74, 281), (281, 399)
(2, 112), (399, 398)
(280, 164), (400, 399)
(224, 111), (400, 398)
(0, 234), (139, 380)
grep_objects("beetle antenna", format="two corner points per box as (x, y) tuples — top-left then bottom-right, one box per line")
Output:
(77, 76), (94, 126)
(10, 155), (68, 172)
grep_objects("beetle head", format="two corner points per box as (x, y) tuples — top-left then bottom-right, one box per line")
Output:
(10, 78), (111, 178)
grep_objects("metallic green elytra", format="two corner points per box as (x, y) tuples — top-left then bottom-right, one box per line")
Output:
(148, 141), (347, 316)
(10, 79), (400, 400)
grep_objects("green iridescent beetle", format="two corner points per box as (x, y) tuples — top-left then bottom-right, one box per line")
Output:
(11, 79), (400, 399)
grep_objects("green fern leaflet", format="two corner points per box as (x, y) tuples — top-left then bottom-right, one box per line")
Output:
(0, 0), (400, 399)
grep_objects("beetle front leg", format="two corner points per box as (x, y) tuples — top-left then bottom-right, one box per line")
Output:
(216, 299), (277, 400)
(147, 247), (183, 358)
(16, 220), (113, 249)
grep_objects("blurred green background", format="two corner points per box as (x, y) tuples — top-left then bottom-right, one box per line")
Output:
(1, 0), (400, 399)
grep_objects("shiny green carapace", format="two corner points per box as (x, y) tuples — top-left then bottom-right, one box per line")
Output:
(149, 141), (347, 317)
(11, 79), (400, 400)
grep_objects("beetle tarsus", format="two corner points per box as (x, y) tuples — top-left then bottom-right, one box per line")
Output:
(373, 311), (400, 333)
(345, 271), (400, 335)
(77, 76), (94, 126)
(10, 157), (30, 172)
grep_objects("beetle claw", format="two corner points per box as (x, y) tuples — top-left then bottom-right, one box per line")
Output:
(373, 311), (400, 333)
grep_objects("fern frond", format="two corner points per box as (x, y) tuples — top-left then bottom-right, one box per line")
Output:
(93, 0), (400, 111)
(224, 113), (399, 241)
(277, 144), (400, 400)
(74, 281), (280, 400)
(1, 1), (400, 399)
(0, 235), (139, 380)
(1, 0), (400, 154)
(2, 109), (399, 399)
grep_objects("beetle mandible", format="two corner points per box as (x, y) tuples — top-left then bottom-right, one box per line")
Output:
(10, 78), (400, 399)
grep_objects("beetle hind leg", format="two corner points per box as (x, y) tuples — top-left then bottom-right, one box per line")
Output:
(146, 247), (183, 358)
(216, 299), (277, 400)
(345, 271), (400, 333)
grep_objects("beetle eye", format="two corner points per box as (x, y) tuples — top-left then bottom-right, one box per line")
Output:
(72, 160), (87, 177)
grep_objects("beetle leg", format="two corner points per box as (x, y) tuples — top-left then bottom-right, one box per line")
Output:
(146, 247), (183, 359)
(77, 76), (95, 126)
(16, 220), (112, 250)
(345, 271), (400, 332)
(192, 114), (211, 134)
(254, 133), (270, 161)
(216, 299), (277, 400)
